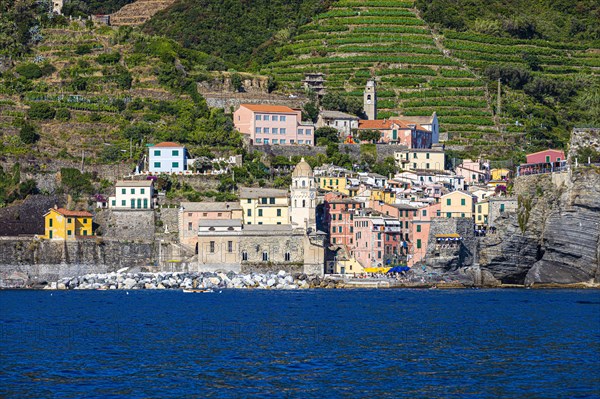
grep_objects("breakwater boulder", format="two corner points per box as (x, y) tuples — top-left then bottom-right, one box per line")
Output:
(44, 270), (344, 290)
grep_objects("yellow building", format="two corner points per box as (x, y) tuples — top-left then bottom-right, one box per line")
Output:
(490, 168), (511, 181)
(394, 148), (446, 171)
(317, 175), (349, 195)
(370, 189), (396, 205)
(440, 191), (474, 219)
(239, 187), (289, 225)
(475, 200), (489, 226)
(42, 208), (94, 240)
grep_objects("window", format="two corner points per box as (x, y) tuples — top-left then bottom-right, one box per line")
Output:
(264, 139), (269, 144)
(255, 127), (261, 134)
(203, 212), (208, 217)
(280, 128), (286, 134)
(154, 162), (161, 168)
(298, 129), (304, 135)
(82, 230), (87, 236)
(500, 204), (505, 212)
(67, 218), (72, 224)
(255, 115), (261, 121)
(306, 140), (311, 145)
(478, 215), (482, 221)
(446, 199), (451, 206)
(141, 189), (145, 194)
(332, 237), (337, 244)
(269, 197), (275, 204)
(67, 230), (72, 236)
(49, 219), (53, 227)
(446, 212), (452, 218)
(188, 222), (193, 231)
(298, 140), (304, 144)
(121, 200), (126, 206)
(262, 251), (268, 261)
(272, 128), (278, 134)
(417, 239), (422, 249)
(264, 115), (270, 121)
(416, 225), (421, 232)
(228, 241), (233, 253)
(422, 210), (427, 217)
(461, 213), (465, 218)
(131, 188), (135, 194)
(247, 209), (252, 217)
(280, 116), (286, 122)
(172, 150), (179, 156)
(263, 128), (269, 134)
(258, 209), (263, 217)
(272, 139), (278, 144)
(290, 140), (295, 144)
(172, 162), (179, 168)
(242, 251), (248, 261)
(413, 153), (417, 158)
(413, 163), (417, 169)
(261, 198), (267, 204)
(305, 130), (312, 135)
(277, 209), (281, 217)
(247, 199), (251, 204)
(285, 252), (290, 261)
(426, 163), (430, 169)
(210, 241), (215, 253)
(280, 139), (286, 144)
(255, 138), (262, 144)
(461, 198), (466, 206)
(272, 115), (278, 122)
(111, 200), (116, 207)
(426, 153), (430, 159)
(154, 150), (161, 156)
(545, 155), (550, 162)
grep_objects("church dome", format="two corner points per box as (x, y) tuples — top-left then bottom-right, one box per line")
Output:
(292, 157), (313, 177)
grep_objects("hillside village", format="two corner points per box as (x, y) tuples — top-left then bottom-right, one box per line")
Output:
(0, 0), (599, 285)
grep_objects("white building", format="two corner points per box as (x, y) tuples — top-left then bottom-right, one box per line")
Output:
(316, 110), (359, 138)
(290, 158), (316, 230)
(148, 142), (188, 173)
(109, 180), (154, 209)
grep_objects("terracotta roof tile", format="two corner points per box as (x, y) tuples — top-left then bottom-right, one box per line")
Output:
(240, 104), (298, 113)
(153, 142), (183, 148)
(53, 208), (93, 217)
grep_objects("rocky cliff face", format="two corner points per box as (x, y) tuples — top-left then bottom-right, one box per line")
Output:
(478, 168), (600, 285)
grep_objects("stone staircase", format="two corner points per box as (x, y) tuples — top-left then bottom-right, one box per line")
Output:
(110, 0), (176, 26)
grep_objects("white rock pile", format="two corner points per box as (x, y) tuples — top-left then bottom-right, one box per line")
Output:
(43, 270), (343, 290)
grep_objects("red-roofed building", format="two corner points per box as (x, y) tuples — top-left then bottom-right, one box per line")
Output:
(357, 119), (432, 148)
(41, 207), (94, 240)
(525, 149), (565, 164)
(234, 104), (315, 146)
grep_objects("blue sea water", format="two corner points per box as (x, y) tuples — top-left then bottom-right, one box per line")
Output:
(0, 289), (599, 398)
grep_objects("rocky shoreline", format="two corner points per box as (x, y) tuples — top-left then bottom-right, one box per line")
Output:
(34, 270), (600, 291)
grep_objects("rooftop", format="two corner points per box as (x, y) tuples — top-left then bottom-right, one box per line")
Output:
(320, 110), (359, 120)
(116, 180), (154, 187)
(239, 187), (288, 199)
(48, 208), (93, 218)
(239, 104), (297, 114)
(181, 202), (242, 212)
(151, 142), (184, 148)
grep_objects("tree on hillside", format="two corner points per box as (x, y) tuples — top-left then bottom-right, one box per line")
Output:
(315, 126), (339, 145)
(19, 123), (39, 144)
(358, 129), (381, 144)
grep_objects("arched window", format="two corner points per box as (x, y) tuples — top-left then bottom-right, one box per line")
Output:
(262, 251), (268, 261)
(294, 199), (297, 207)
(367, 94), (371, 101)
(242, 251), (248, 261)
(285, 252), (291, 261)
(302, 180), (306, 187)
(302, 200), (306, 207)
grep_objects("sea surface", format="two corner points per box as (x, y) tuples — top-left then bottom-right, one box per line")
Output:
(0, 289), (599, 398)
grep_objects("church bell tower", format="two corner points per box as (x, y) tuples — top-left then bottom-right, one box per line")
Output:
(364, 79), (377, 120)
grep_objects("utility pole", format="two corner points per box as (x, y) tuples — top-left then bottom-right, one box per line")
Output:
(497, 78), (501, 116)
(80, 150), (85, 172)
(130, 137), (132, 160)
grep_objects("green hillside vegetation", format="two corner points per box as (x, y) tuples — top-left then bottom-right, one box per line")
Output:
(62, 0), (136, 17)
(143, 0), (334, 68)
(416, 0), (600, 149)
(260, 0), (504, 157)
(0, 16), (245, 165)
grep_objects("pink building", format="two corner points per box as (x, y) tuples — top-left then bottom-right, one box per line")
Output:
(233, 104), (315, 146)
(455, 159), (489, 185)
(352, 213), (401, 268)
(525, 149), (565, 164)
(178, 202), (243, 249)
(324, 198), (363, 250)
(357, 119), (432, 148)
(410, 202), (441, 266)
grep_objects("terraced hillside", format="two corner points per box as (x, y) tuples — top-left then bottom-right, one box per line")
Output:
(261, 0), (505, 155)
(441, 31), (600, 144)
(0, 22), (236, 164)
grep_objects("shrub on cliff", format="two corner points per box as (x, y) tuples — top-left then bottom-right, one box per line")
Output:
(19, 124), (40, 144)
(28, 103), (56, 120)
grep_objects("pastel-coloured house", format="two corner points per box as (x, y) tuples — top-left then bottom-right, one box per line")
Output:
(178, 202), (243, 249)
(356, 119), (432, 148)
(526, 149), (565, 164)
(233, 104), (315, 146)
(42, 207), (94, 240)
(109, 180), (154, 210)
(394, 147), (446, 171)
(325, 198), (363, 249)
(392, 112), (439, 144)
(410, 202), (441, 266)
(440, 191), (474, 219)
(455, 159), (489, 185)
(352, 214), (401, 269)
(148, 142), (189, 173)
(239, 187), (289, 225)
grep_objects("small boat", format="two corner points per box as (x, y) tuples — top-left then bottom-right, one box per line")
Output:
(183, 288), (214, 293)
